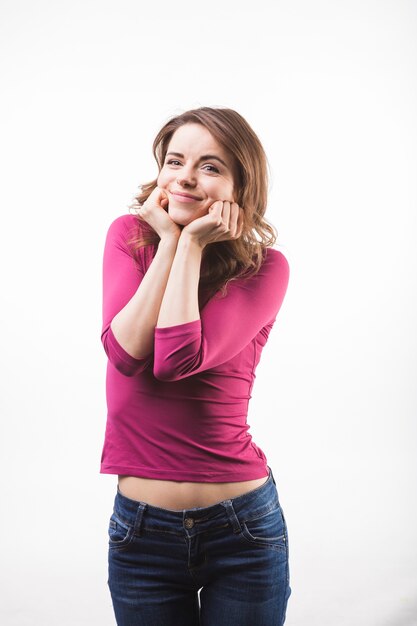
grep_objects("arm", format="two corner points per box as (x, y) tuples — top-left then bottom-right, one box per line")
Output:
(156, 199), (243, 329)
(153, 247), (290, 381)
(101, 215), (180, 376)
(156, 233), (203, 328)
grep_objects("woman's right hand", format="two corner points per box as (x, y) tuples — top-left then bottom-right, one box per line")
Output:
(137, 187), (182, 240)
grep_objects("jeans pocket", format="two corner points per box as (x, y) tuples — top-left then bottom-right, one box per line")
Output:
(108, 512), (134, 550)
(239, 503), (288, 551)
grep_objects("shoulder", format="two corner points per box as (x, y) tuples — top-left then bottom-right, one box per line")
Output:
(262, 247), (290, 279)
(103, 214), (158, 271)
(233, 247), (290, 286)
(105, 213), (139, 237)
(103, 214), (143, 262)
(105, 213), (152, 247)
(230, 247), (289, 296)
(264, 247), (289, 266)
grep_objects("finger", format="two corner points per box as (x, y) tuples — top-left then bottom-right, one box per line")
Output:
(228, 202), (240, 232)
(222, 200), (231, 226)
(236, 207), (244, 237)
(208, 200), (224, 225)
(224, 202), (240, 238)
(151, 186), (161, 201)
(149, 186), (168, 209)
(209, 200), (223, 214)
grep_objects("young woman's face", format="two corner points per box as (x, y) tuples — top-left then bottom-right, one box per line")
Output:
(157, 123), (236, 226)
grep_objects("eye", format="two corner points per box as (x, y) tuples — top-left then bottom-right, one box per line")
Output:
(166, 159), (181, 166)
(202, 164), (220, 174)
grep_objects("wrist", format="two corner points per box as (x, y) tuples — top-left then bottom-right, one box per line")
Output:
(159, 232), (181, 248)
(178, 230), (205, 252)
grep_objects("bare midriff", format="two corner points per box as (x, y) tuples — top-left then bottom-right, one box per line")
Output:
(117, 475), (269, 511)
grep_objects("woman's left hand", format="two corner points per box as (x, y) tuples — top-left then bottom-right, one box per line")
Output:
(181, 201), (244, 249)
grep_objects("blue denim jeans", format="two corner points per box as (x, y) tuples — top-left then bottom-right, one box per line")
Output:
(107, 467), (291, 625)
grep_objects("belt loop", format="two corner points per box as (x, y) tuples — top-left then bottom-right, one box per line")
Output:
(221, 499), (242, 534)
(133, 503), (146, 537)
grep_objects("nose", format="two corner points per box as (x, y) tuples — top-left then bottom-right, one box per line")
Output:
(176, 166), (196, 187)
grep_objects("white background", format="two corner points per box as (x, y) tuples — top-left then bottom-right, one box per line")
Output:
(1, 1), (416, 624)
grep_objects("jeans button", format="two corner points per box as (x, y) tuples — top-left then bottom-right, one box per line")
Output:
(184, 517), (195, 529)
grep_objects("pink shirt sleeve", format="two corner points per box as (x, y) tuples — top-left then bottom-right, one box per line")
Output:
(101, 215), (153, 376)
(101, 215), (290, 380)
(153, 248), (290, 381)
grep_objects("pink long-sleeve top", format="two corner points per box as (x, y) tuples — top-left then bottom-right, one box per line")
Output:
(100, 214), (290, 482)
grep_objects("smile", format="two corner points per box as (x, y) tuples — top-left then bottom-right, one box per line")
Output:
(169, 191), (202, 203)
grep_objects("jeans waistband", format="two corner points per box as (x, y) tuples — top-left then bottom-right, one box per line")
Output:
(112, 466), (280, 534)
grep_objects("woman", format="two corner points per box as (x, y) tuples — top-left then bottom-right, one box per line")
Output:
(100, 107), (291, 625)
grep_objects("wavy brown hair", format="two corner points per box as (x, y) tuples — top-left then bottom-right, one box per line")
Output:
(126, 107), (278, 305)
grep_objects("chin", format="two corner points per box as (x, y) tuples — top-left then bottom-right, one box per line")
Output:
(167, 208), (188, 226)
(168, 205), (204, 227)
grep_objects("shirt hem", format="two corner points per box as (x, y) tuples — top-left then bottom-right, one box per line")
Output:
(100, 463), (269, 483)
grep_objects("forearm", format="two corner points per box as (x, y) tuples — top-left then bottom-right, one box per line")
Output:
(156, 233), (203, 328)
(110, 235), (180, 359)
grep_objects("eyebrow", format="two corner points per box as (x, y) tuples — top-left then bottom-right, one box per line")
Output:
(166, 151), (229, 168)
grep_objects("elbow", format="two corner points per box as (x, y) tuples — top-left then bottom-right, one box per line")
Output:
(101, 327), (152, 377)
(152, 357), (201, 382)
(152, 350), (203, 381)
(112, 359), (150, 377)
(152, 327), (203, 381)
(103, 345), (152, 377)
(152, 361), (180, 382)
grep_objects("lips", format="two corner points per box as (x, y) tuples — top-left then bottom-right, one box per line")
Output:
(169, 190), (203, 201)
